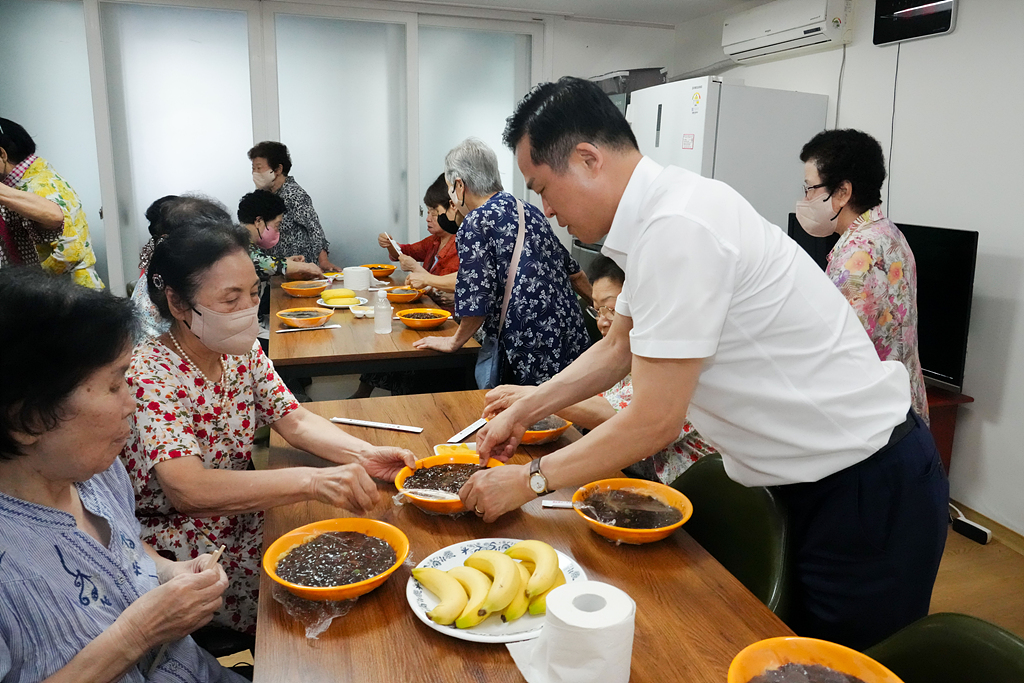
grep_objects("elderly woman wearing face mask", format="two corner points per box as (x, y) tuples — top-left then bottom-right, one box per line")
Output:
(236, 190), (323, 283)
(797, 129), (928, 423)
(122, 221), (415, 635)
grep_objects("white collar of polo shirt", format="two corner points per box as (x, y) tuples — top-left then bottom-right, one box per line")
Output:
(601, 155), (664, 271)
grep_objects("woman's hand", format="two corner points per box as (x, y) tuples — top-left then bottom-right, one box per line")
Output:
(358, 445), (417, 480)
(399, 254), (423, 273)
(406, 271), (429, 290)
(377, 233), (393, 249)
(286, 255), (306, 263)
(412, 335), (457, 353)
(482, 384), (537, 419)
(460, 464), (534, 523)
(119, 564), (227, 650)
(309, 463), (379, 514)
(286, 261), (324, 280)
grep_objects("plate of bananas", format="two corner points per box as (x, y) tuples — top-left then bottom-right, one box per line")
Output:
(407, 538), (587, 643)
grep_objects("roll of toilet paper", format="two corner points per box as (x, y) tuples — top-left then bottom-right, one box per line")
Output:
(343, 266), (371, 291)
(507, 581), (636, 683)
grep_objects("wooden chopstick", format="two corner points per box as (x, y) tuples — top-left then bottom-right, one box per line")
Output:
(148, 545), (227, 675)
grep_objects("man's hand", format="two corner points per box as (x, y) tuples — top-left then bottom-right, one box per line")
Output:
(475, 408), (528, 464)
(459, 464), (534, 523)
(482, 384), (537, 419)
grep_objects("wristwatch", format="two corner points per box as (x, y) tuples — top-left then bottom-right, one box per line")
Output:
(528, 458), (550, 496)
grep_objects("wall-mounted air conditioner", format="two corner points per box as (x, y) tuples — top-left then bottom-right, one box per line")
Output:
(723, 0), (852, 64)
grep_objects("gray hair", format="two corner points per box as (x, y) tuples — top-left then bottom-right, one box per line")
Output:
(444, 137), (503, 196)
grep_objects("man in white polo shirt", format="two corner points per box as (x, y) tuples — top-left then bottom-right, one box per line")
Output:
(464, 77), (948, 650)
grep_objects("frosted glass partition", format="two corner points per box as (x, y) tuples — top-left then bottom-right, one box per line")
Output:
(100, 2), (253, 283)
(419, 26), (531, 238)
(0, 0), (108, 285)
(276, 14), (407, 267)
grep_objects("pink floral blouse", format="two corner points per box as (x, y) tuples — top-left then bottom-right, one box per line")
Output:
(121, 338), (299, 634)
(602, 375), (719, 485)
(826, 206), (929, 423)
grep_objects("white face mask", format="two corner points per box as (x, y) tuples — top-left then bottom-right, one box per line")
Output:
(189, 302), (260, 355)
(253, 169), (276, 190)
(795, 192), (840, 238)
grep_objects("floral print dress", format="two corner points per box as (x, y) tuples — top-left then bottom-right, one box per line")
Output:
(826, 207), (929, 423)
(455, 192), (591, 386)
(603, 375), (719, 485)
(121, 338), (299, 633)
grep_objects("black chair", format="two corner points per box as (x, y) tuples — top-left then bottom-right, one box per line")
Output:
(864, 612), (1024, 683)
(190, 624), (255, 660)
(670, 454), (790, 618)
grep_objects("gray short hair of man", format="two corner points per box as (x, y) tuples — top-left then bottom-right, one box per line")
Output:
(444, 137), (504, 196)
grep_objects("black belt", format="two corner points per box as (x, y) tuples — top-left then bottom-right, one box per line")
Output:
(877, 409), (916, 456)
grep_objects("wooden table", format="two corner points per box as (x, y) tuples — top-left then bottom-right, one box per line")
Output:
(254, 391), (792, 683)
(926, 386), (975, 475)
(268, 277), (479, 381)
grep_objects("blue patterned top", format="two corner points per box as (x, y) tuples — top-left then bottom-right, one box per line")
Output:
(455, 192), (591, 385)
(0, 460), (244, 683)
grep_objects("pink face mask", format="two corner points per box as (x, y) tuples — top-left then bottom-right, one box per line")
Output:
(255, 220), (280, 249)
(188, 302), (260, 355)
(795, 192), (840, 238)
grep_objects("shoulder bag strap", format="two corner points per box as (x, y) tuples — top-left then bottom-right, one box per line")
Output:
(497, 199), (527, 336)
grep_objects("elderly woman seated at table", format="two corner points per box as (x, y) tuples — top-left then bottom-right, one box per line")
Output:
(414, 138), (592, 389)
(486, 256), (718, 484)
(0, 268), (244, 682)
(122, 220), (415, 635)
(237, 190), (323, 283)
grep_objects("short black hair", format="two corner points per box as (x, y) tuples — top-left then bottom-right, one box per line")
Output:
(503, 77), (638, 172)
(800, 129), (886, 213)
(586, 255), (625, 287)
(248, 141), (292, 176)
(0, 268), (138, 459)
(0, 118), (37, 165)
(423, 173), (449, 210)
(237, 190), (286, 225)
(145, 195), (179, 238)
(147, 221), (252, 320)
(139, 195), (229, 271)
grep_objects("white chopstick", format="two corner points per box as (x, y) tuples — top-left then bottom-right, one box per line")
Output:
(275, 324), (341, 334)
(384, 232), (404, 255)
(330, 417), (423, 433)
(447, 418), (487, 443)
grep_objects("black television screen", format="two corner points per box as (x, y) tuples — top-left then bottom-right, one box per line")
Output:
(786, 214), (978, 390)
(874, 0), (958, 46)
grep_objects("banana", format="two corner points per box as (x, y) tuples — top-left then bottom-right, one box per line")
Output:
(501, 561), (533, 623)
(527, 567), (566, 616)
(464, 550), (520, 614)
(505, 540), (560, 597)
(447, 566), (493, 629)
(412, 567), (468, 626)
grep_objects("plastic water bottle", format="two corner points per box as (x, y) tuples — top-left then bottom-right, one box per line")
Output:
(374, 290), (392, 334)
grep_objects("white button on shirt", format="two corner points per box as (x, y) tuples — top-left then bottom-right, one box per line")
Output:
(603, 157), (911, 486)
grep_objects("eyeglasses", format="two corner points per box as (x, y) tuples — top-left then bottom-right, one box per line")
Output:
(426, 209), (441, 219)
(803, 182), (827, 197)
(585, 305), (615, 320)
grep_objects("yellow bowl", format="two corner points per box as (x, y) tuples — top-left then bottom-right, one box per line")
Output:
(280, 279), (330, 298)
(397, 308), (452, 330)
(384, 286), (425, 303)
(728, 637), (905, 683)
(521, 416), (573, 445)
(571, 478), (693, 545)
(394, 452), (504, 515)
(263, 518), (409, 601)
(276, 307), (333, 328)
(360, 263), (397, 279)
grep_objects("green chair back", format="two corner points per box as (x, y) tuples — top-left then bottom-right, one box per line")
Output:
(865, 612), (1024, 683)
(670, 454), (789, 617)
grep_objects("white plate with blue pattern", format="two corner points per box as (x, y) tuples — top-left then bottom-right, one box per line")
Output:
(406, 537), (587, 643)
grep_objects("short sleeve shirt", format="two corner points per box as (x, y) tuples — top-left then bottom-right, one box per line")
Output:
(603, 157), (911, 486)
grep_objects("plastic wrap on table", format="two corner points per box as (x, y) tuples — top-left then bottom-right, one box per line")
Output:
(271, 583), (355, 639)
(391, 490), (471, 518)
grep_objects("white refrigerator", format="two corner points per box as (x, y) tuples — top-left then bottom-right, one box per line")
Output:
(625, 76), (829, 231)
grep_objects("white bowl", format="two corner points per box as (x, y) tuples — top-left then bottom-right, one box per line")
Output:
(352, 305), (374, 318)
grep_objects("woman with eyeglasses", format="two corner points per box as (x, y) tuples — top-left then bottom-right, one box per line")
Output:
(486, 256), (717, 484)
(797, 129), (928, 423)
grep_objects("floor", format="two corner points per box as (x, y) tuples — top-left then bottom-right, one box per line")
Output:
(929, 526), (1024, 640)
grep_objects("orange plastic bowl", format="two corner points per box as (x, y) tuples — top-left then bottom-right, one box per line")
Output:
(360, 263), (397, 279)
(728, 637), (905, 683)
(263, 518), (410, 601)
(280, 279), (330, 298)
(571, 478), (693, 545)
(276, 307), (333, 328)
(384, 286), (425, 303)
(521, 416), (573, 445)
(397, 308), (451, 330)
(394, 452), (504, 514)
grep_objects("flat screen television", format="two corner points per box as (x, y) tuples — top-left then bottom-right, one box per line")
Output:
(787, 214), (978, 391)
(873, 0), (958, 46)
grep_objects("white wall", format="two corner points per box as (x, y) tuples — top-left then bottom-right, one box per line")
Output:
(673, 0), (1024, 534)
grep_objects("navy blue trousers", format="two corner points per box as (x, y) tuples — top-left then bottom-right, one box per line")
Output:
(775, 412), (949, 650)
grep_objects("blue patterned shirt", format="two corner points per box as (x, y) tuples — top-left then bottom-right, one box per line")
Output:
(455, 192), (591, 385)
(0, 460), (244, 683)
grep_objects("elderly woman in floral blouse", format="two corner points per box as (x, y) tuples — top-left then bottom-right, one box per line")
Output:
(796, 129), (928, 423)
(122, 220), (414, 635)
(0, 117), (104, 289)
